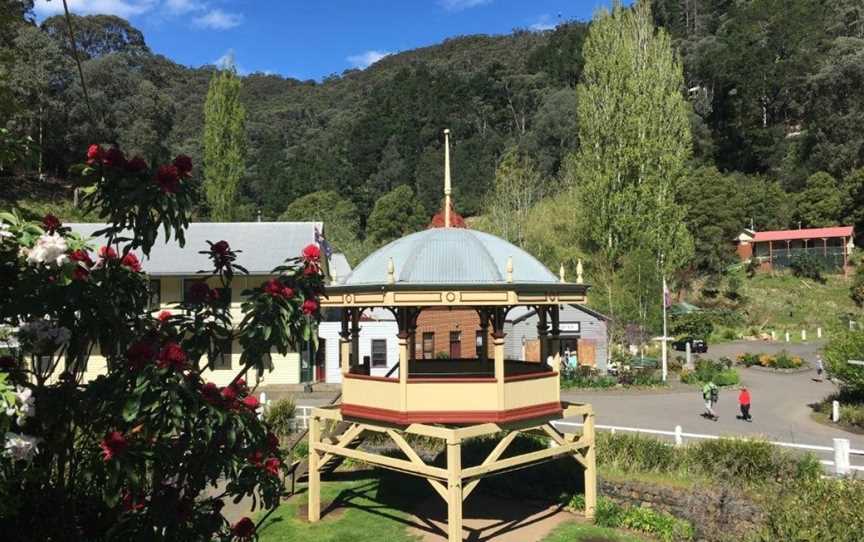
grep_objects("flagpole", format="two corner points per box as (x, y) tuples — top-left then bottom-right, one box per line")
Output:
(662, 275), (668, 382)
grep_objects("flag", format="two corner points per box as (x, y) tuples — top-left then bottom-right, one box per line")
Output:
(663, 278), (672, 308)
(314, 227), (333, 259)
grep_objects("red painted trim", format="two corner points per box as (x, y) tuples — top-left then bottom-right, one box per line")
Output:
(344, 373), (398, 383)
(407, 377), (496, 383)
(504, 371), (558, 383)
(340, 401), (563, 425)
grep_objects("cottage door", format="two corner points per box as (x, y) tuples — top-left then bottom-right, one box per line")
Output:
(578, 339), (596, 367)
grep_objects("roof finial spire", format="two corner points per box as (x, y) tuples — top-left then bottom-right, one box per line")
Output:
(576, 259), (584, 283)
(443, 128), (452, 228)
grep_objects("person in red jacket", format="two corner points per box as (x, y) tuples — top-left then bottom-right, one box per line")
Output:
(738, 387), (752, 422)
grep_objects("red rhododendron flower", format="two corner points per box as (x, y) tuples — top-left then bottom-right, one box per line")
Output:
(242, 395), (260, 411)
(264, 278), (286, 298)
(100, 431), (128, 461)
(266, 432), (280, 452)
(302, 243), (321, 262)
(99, 246), (118, 260)
(125, 156), (148, 173)
(248, 450), (264, 466)
(126, 339), (158, 369)
(103, 147), (126, 168)
(157, 342), (187, 371)
(264, 457), (281, 477)
(173, 154), (193, 177)
(157, 310), (172, 322)
(201, 382), (221, 406)
(208, 288), (221, 302)
(231, 517), (256, 539)
(42, 213), (61, 232)
(69, 249), (94, 266)
(211, 240), (230, 255)
(72, 267), (90, 281)
(186, 281), (211, 304)
(220, 385), (238, 403)
(302, 299), (318, 315)
(87, 144), (103, 162)
(121, 253), (142, 273)
(155, 164), (180, 194)
(303, 263), (319, 276)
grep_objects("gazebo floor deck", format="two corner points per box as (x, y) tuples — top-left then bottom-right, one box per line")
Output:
(352, 359), (553, 379)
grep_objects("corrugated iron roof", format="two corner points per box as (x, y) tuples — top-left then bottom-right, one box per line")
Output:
(751, 226), (853, 242)
(343, 228), (559, 286)
(68, 222), (321, 276)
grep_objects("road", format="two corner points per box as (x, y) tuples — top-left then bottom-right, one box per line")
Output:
(561, 340), (864, 452)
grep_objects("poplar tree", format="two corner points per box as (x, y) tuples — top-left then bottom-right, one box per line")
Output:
(203, 64), (246, 221)
(569, 0), (693, 276)
(485, 147), (544, 248)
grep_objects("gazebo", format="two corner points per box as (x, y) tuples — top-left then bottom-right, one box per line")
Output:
(307, 130), (597, 542)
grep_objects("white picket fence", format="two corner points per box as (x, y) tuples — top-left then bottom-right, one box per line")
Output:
(550, 419), (864, 476)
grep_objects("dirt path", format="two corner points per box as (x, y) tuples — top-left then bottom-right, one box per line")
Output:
(408, 494), (578, 542)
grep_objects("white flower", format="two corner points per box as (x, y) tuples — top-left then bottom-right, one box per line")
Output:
(0, 223), (12, 239)
(17, 320), (70, 354)
(14, 386), (35, 424)
(26, 233), (68, 267)
(4, 432), (40, 462)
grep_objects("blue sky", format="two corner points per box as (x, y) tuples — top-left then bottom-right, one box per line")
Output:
(34, 1), (626, 80)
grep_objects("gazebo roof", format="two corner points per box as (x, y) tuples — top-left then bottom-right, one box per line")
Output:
(330, 227), (583, 293)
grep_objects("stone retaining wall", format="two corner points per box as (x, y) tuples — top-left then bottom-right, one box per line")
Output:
(600, 478), (763, 542)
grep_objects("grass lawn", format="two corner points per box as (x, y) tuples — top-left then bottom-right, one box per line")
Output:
(739, 272), (857, 334)
(257, 474), (423, 542)
(257, 470), (647, 542)
(542, 522), (648, 541)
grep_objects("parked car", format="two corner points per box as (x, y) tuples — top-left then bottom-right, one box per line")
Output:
(672, 337), (707, 353)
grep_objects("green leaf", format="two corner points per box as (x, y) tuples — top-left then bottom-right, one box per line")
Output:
(122, 395), (141, 422)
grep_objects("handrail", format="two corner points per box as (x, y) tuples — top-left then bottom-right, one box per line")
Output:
(385, 362), (399, 378)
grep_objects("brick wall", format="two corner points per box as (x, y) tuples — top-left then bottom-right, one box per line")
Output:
(413, 308), (493, 359)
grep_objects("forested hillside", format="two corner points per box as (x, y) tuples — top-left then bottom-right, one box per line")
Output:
(1, 0), (863, 279)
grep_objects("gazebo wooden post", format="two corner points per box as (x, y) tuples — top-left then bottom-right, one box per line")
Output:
(583, 409), (597, 520)
(397, 307), (411, 411)
(492, 308), (506, 410)
(307, 412), (321, 522)
(549, 305), (561, 403)
(536, 307), (549, 363)
(446, 432), (463, 542)
(339, 309), (351, 375)
(351, 308), (361, 373)
(478, 309), (490, 363)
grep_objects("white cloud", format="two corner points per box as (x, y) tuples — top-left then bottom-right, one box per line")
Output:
(439, 0), (492, 12)
(34, 0), (158, 18)
(193, 8), (243, 29)
(529, 14), (557, 32)
(163, 0), (204, 14)
(346, 50), (392, 70)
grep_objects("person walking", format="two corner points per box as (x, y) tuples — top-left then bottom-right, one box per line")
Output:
(815, 355), (825, 382)
(702, 381), (718, 421)
(738, 386), (752, 422)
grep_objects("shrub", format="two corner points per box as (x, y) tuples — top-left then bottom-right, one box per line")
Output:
(263, 397), (296, 443)
(737, 353), (760, 367)
(680, 359), (739, 386)
(852, 266), (864, 308)
(561, 366), (617, 389)
(669, 311), (714, 340)
(773, 351), (804, 369)
(597, 432), (680, 473)
(789, 251), (825, 282)
(757, 478), (864, 542)
(840, 404), (864, 427)
(569, 495), (694, 542)
(686, 438), (819, 484)
(824, 330), (864, 394)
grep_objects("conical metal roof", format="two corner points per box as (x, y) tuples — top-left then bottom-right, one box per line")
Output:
(342, 228), (559, 287)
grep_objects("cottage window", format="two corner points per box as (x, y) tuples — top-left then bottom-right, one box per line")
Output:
(422, 332), (435, 359)
(371, 339), (387, 368)
(213, 339), (232, 370)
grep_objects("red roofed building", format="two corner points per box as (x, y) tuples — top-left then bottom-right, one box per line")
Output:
(735, 226), (855, 274)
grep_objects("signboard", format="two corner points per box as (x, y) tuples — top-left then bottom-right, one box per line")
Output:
(559, 322), (581, 333)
